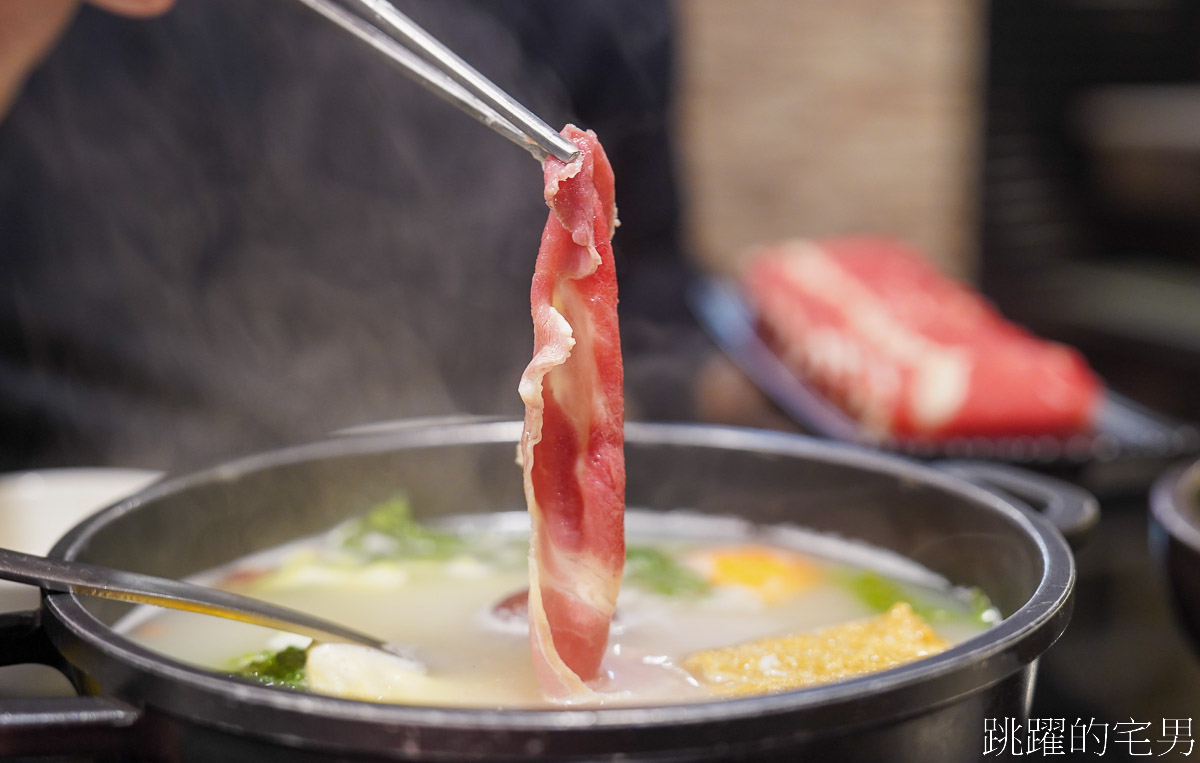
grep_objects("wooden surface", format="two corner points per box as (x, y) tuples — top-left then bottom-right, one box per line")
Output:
(676, 0), (983, 277)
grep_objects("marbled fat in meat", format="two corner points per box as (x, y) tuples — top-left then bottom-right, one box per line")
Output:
(518, 125), (623, 701)
(744, 237), (1101, 439)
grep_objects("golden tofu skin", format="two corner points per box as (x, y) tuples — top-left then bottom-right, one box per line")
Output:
(683, 602), (948, 696)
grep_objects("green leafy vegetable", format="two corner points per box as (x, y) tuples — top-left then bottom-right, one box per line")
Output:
(340, 496), (464, 560)
(838, 570), (995, 626)
(840, 570), (909, 614)
(966, 587), (1000, 624)
(230, 646), (307, 689)
(625, 546), (711, 597)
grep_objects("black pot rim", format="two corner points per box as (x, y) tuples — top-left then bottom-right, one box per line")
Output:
(42, 420), (1075, 740)
(1151, 460), (1200, 554)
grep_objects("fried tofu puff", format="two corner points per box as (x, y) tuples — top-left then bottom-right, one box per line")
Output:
(683, 602), (947, 696)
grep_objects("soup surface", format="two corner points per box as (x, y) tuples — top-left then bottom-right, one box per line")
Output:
(120, 499), (998, 708)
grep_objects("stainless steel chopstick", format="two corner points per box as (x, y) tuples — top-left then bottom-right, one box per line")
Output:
(292, 0), (579, 164)
(0, 546), (414, 658)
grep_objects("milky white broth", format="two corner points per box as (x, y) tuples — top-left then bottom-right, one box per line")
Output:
(117, 509), (996, 708)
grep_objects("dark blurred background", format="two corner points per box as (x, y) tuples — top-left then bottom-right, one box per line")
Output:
(981, 0), (1200, 430)
(980, 0), (1200, 745)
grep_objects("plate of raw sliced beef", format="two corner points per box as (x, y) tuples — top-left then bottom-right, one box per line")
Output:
(690, 237), (1198, 465)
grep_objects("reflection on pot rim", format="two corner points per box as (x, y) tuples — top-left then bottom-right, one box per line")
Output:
(1154, 461), (1200, 551)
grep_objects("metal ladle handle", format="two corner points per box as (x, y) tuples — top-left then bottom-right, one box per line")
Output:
(0, 546), (397, 653)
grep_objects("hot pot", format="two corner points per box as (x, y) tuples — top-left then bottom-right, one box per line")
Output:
(0, 420), (1095, 761)
(1150, 459), (1200, 653)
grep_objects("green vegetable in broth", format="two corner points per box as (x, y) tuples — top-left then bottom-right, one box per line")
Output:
(838, 569), (994, 626)
(340, 496), (464, 560)
(624, 546), (711, 597)
(231, 646), (308, 689)
(966, 587), (996, 623)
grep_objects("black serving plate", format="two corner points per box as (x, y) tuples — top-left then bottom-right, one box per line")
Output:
(689, 278), (1200, 466)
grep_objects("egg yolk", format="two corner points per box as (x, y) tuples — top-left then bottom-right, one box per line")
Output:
(704, 546), (821, 603)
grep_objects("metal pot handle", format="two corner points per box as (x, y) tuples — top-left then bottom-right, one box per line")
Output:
(937, 461), (1099, 550)
(0, 608), (143, 759)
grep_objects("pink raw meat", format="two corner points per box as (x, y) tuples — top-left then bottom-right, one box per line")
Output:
(518, 125), (624, 701)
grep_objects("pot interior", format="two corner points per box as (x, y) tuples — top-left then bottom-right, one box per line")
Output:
(59, 423), (1048, 633)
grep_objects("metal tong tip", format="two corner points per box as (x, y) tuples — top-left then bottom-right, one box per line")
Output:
(295, 0), (578, 164)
